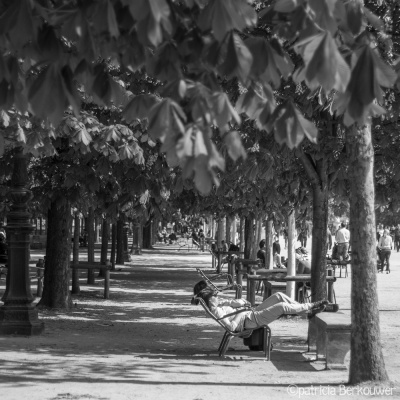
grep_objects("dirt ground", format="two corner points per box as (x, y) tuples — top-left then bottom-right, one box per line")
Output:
(0, 242), (399, 400)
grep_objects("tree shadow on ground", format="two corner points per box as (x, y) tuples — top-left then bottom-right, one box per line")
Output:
(0, 249), (332, 389)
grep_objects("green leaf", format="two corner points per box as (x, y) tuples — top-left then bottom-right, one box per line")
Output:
(346, 47), (379, 120)
(274, 0), (298, 13)
(193, 155), (212, 194)
(104, 126), (121, 142)
(295, 32), (350, 92)
(309, 0), (337, 35)
(219, 33), (252, 83)
(272, 101), (318, 149)
(129, 0), (171, 46)
(0, 0), (35, 48)
(362, 7), (384, 31)
(123, 94), (160, 122)
(60, 66), (81, 117)
(28, 65), (67, 125)
(224, 130), (246, 161)
(148, 99), (186, 141)
(0, 110), (10, 127)
(15, 124), (26, 143)
(210, 92), (240, 130)
(346, 1), (362, 35)
(246, 37), (294, 87)
(198, 0), (256, 42)
(107, 0), (119, 37)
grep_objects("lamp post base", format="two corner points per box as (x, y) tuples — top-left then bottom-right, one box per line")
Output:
(0, 305), (44, 336)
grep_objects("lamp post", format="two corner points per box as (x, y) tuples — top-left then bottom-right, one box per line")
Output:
(0, 149), (44, 335)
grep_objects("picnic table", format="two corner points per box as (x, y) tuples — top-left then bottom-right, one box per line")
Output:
(246, 272), (336, 306)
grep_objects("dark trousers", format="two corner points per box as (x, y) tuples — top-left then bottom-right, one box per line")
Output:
(395, 237), (400, 252)
(379, 249), (391, 271)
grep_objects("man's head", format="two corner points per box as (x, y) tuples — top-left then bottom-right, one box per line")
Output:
(259, 239), (265, 249)
(192, 281), (217, 308)
(341, 222), (346, 228)
(384, 229), (389, 235)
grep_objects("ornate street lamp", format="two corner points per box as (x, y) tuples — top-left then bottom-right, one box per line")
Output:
(0, 149), (44, 335)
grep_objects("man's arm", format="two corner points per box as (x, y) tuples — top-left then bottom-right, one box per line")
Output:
(219, 298), (251, 308)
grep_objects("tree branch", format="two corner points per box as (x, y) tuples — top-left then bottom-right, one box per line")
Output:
(295, 148), (320, 187)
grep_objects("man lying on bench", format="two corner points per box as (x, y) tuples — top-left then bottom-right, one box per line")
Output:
(192, 280), (328, 332)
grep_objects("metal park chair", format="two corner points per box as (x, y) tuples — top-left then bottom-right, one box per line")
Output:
(196, 268), (242, 299)
(194, 297), (271, 359)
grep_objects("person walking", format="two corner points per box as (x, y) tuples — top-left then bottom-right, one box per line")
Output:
(378, 229), (393, 273)
(335, 222), (350, 261)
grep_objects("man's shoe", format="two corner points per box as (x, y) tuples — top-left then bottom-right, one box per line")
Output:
(308, 305), (326, 318)
(311, 299), (328, 309)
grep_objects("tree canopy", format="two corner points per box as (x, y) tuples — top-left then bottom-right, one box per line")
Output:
(0, 0), (398, 193)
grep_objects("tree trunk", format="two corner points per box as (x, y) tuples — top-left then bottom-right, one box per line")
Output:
(286, 211), (296, 298)
(239, 217), (245, 252)
(297, 152), (329, 302)
(143, 221), (152, 249)
(231, 216), (237, 244)
(347, 124), (388, 383)
(71, 212), (80, 294)
(38, 198), (72, 309)
(225, 215), (231, 243)
(116, 218), (124, 265)
(216, 217), (223, 246)
(98, 218), (110, 277)
(87, 207), (95, 284)
(310, 182), (329, 302)
(244, 215), (255, 259)
(110, 223), (116, 271)
(265, 219), (273, 269)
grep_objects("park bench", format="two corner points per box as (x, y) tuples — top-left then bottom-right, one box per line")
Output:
(70, 261), (111, 299)
(308, 312), (351, 370)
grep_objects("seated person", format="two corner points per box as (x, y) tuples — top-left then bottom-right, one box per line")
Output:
(192, 281), (327, 332)
(220, 240), (229, 252)
(169, 232), (177, 242)
(256, 239), (266, 265)
(296, 253), (311, 274)
(192, 230), (200, 243)
(228, 242), (239, 252)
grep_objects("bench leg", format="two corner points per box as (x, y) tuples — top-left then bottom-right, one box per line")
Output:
(307, 318), (318, 353)
(324, 330), (351, 369)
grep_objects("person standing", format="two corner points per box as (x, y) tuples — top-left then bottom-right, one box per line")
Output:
(394, 225), (400, 252)
(335, 222), (350, 261)
(257, 239), (266, 265)
(272, 236), (283, 267)
(378, 229), (393, 273)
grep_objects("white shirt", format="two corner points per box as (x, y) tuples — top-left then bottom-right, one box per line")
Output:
(378, 235), (393, 250)
(336, 228), (350, 244)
